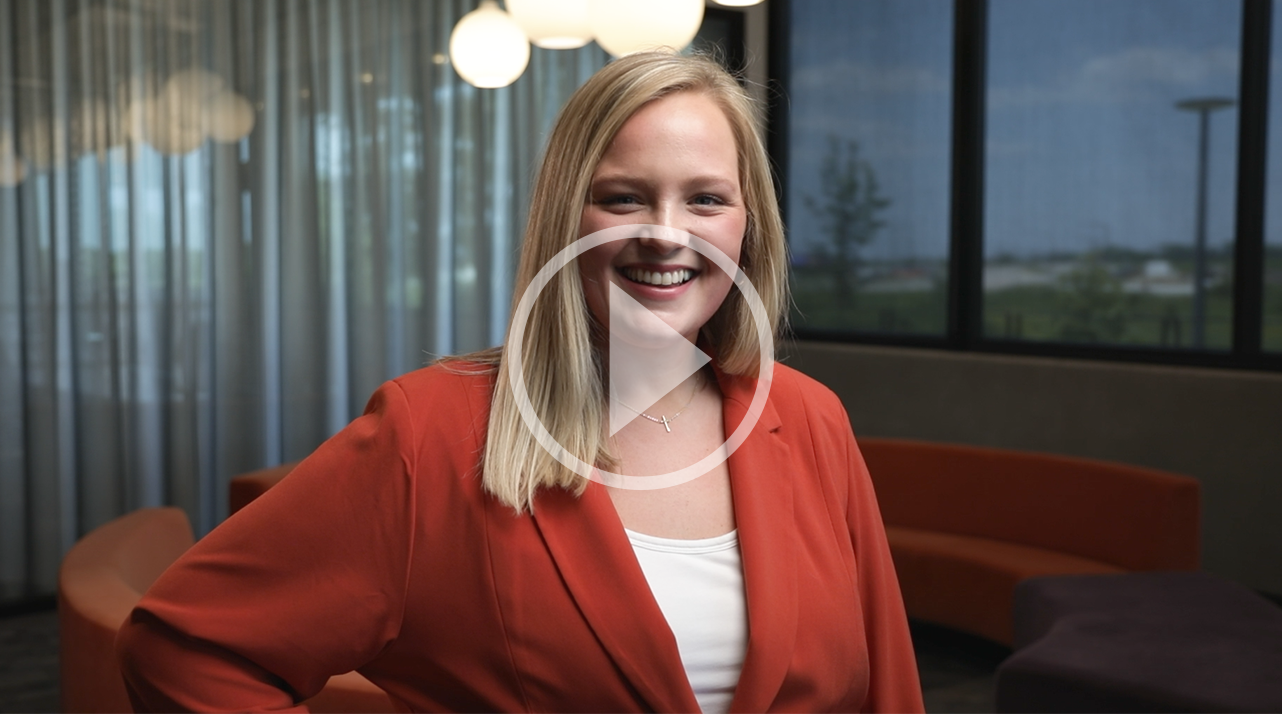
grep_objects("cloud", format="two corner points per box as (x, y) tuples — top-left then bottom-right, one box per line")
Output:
(787, 59), (951, 160)
(1079, 46), (1238, 88)
(789, 113), (950, 162)
(793, 59), (949, 96)
(985, 138), (1039, 158)
(991, 45), (1239, 108)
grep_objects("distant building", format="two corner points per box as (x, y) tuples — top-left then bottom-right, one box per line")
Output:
(1123, 259), (1194, 296)
(983, 263), (1070, 291)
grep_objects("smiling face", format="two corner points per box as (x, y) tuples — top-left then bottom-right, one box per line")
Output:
(578, 90), (747, 346)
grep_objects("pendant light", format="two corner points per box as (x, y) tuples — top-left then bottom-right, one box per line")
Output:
(450, 0), (531, 88)
(506, 0), (593, 49)
(0, 130), (25, 186)
(118, 68), (256, 155)
(588, 0), (704, 57)
(207, 90), (256, 143)
(143, 69), (216, 155)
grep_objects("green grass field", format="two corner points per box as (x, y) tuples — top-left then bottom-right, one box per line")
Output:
(792, 281), (1237, 350)
(792, 249), (1282, 354)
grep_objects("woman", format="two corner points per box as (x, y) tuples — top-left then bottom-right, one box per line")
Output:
(117, 52), (924, 713)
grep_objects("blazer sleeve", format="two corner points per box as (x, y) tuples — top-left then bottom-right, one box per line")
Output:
(116, 381), (419, 712)
(841, 417), (925, 713)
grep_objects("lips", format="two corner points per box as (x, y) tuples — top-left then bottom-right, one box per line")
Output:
(620, 266), (695, 287)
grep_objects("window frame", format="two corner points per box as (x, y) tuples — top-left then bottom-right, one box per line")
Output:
(769, 0), (1282, 372)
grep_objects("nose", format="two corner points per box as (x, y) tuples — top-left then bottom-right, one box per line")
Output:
(635, 203), (688, 255)
(635, 222), (686, 257)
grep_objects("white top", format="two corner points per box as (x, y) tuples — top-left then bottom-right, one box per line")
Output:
(625, 528), (748, 714)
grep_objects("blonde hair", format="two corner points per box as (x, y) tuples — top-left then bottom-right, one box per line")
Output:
(460, 52), (788, 512)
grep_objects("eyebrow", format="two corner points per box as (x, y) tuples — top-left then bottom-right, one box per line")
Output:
(589, 175), (653, 191)
(589, 174), (738, 191)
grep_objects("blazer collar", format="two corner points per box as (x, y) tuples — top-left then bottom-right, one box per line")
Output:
(530, 366), (796, 713)
(717, 369), (797, 714)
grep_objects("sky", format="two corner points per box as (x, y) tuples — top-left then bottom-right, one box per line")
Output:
(786, 0), (1261, 263)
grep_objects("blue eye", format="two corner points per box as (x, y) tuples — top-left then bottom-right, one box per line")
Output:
(599, 195), (638, 206)
(693, 194), (724, 206)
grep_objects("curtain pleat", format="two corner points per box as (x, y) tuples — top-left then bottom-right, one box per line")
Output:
(0, 0), (607, 603)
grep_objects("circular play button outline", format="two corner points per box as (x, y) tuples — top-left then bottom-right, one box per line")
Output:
(506, 223), (774, 491)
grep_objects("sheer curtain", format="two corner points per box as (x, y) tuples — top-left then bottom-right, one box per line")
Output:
(0, 0), (606, 603)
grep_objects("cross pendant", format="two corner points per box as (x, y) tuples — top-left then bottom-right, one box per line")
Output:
(661, 415), (671, 433)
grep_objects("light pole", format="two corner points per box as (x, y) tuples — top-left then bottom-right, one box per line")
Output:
(1175, 97), (1235, 349)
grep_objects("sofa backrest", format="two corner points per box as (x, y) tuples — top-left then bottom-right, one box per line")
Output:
(859, 437), (1201, 571)
(59, 507), (194, 713)
(228, 461), (300, 516)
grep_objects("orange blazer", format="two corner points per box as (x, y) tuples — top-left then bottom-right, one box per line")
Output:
(117, 363), (924, 713)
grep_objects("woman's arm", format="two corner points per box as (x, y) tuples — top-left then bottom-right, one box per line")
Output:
(116, 382), (419, 712)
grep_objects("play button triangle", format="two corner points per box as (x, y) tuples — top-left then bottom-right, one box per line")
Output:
(608, 281), (712, 437)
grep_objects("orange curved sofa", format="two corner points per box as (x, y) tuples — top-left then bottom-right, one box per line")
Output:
(858, 437), (1201, 646)
(229, 461), (300, 516)
(60, 507), (194, 713)
(58, 506), (395, 713)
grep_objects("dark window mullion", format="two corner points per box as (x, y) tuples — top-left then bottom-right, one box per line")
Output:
(1233, 0), (1271, 359)
(948, 0), (987, 350)
(767, 0), (791, 232)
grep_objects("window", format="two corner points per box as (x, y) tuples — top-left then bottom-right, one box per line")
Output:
(783, 0), (954, 337)
(986, 0), (1241, 349)
(1266, 0), (1282, 351)
(775, 0), (1279, 370)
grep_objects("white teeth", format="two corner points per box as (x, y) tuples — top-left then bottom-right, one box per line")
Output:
(623, 267), (693, 286)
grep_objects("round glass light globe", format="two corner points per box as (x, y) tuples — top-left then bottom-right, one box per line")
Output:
(450, 0), (531, 88)
(20, 117), (68, 169)
(165, 68), (225, 106)
(0, 153), (25, 187)
(507, 0), (593, 49)
(147, 82), (207, 155)
(0, 131), (25, 186)
(588, 0), (704, 57)
(207, 90), (256, 143)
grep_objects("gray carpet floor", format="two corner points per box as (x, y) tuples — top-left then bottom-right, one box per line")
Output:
(0, 609), (1001, 713)
(0, 610), (58, 714)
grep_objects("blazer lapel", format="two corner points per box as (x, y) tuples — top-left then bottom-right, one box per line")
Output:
(529, 366), (796, 714)
(531, 483), (701, 712)
(717, 370), (799, 714)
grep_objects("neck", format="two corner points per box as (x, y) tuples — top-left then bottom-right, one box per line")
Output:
(606, 366), (706, 419)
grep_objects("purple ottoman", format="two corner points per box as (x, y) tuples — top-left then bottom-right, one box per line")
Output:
(995, 572), (1282, 713)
